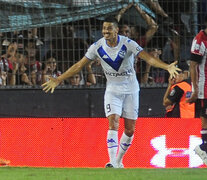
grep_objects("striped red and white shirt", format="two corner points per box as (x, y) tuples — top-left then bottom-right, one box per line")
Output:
(191, 30), (207, 99)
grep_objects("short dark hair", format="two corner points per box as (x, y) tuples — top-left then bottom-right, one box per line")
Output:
(177, 62), (189, 72)
(104, 16), (118, 27)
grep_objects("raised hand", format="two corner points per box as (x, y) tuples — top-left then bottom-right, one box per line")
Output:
(167, 61), (181, 79)
(41, 77), (60, 93)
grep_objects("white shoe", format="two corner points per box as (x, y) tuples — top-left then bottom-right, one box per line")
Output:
(117, 163), (124, 168)
(194, 145), (207, 165)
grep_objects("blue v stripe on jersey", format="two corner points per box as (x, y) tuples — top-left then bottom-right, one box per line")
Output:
(97, 45), (127, 71)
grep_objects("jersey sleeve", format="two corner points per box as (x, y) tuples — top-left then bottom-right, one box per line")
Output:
(85, 42), (98, 60)
(190, 34), (205, 63)
(167, 86), (184, 103)
(127, 39), (143, 56)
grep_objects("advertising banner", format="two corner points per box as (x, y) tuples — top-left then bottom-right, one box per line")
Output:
(0, 118), (204, 168)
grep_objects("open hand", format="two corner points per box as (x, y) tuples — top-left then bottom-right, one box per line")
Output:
(167, 61), (181, 79)
(41, 77), (60, 93)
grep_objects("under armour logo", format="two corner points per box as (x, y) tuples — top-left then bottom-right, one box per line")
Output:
(150, 135), (203, 168)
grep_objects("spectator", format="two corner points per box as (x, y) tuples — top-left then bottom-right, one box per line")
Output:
(116, 3), (159, 44)
(24, 39), (42, 85)
(116, 3), (159, 84)
(89, 58), (106, 85)
(42, 53), (62, 84)
(65, 72), (82, 86)
(0, 57), (10, 86)
(115, 3), (133, 23)
(163, 63), (195, 118)
(119, 24), (131, 38)
(143, 0), (170, 20)
(132, 4), (159, 83)
(85, 61), (97, 86)
(23, 28), (43, 46)
(65, 65), (96, 86)
(150, 47), (169, 84)
(142, 47), (164, 84)
(1, 42), (19, 85)
(0, 70), (7, 86)
(131, 3), (158, 47)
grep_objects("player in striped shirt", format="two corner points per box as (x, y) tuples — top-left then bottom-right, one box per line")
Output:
(188, 15), (207, 165)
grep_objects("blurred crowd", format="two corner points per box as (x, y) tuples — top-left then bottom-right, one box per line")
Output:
(0, 0), (195, 87)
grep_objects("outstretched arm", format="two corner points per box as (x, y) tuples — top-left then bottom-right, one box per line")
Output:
(138, 50), (180, 79)
(42, 56), (90, 93)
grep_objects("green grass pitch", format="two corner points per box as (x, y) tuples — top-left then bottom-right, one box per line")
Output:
(0, 167), (207, 180)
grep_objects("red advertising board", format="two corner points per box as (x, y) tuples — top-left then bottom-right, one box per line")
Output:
(0, 118), (205, 168)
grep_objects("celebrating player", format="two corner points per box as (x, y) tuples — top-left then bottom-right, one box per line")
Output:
(42, 16), (180, 168)
(187, 15), (207, 165)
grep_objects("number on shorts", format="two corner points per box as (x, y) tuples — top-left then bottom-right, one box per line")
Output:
(106, 104), (111, 113)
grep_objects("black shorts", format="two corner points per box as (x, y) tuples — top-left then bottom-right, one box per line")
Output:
(195, 99), (207, 118)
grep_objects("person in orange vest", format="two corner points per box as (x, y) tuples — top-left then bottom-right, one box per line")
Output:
(163, 62), (195, 118)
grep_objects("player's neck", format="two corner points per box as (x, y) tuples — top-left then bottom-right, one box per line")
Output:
(106, 35), (119, 47)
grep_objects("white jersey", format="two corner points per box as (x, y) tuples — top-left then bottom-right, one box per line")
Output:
(85, 35), (143, 94)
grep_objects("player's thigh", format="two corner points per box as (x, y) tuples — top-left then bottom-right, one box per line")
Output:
(198, 99), (207, 128)
(122, 92), (139, 120)
(104, 91), (124, 117)
(196, 99), (207, 118)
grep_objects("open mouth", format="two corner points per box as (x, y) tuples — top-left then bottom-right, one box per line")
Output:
(104, 34), (110, 38)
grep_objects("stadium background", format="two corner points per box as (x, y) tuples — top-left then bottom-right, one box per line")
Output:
(0, 0), (206, 168)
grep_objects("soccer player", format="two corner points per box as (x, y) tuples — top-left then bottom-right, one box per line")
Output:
(187, 15), (207, 165)
(42, 17), (180, 168)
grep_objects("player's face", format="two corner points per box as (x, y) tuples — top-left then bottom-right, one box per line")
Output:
(102, 22), (119, 41)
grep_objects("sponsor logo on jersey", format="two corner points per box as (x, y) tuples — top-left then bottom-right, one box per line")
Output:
(118, 49), (126, 58)
(104, 69), (133, 77)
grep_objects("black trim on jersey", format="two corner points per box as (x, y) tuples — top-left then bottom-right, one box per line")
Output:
(190, 53), (203, 64)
